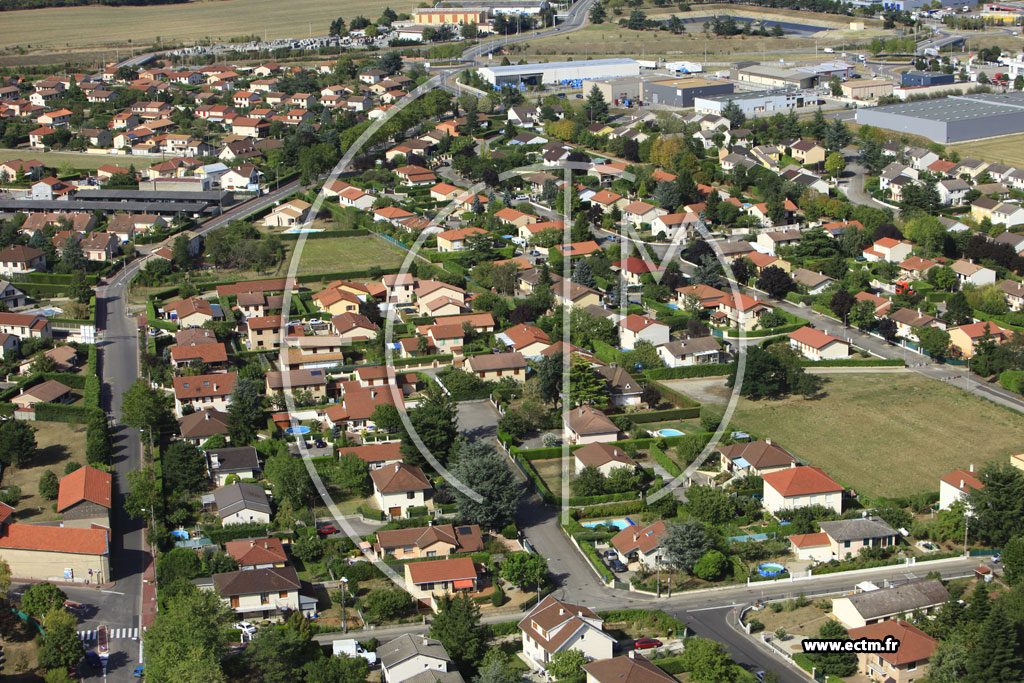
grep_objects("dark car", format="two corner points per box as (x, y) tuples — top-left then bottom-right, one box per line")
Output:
(609, 559), (627, 573)
(634, 638), (663, 650)
(84, 651), (103, 669)
(318, 524), (338, 535)
(315, 439), (327, 448)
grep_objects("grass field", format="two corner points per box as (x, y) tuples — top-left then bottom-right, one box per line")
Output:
(532, 457), (565, 497)
(728, 373), (1024, 498)
(283, 234), (408, 275)
(0, 147), (154, 171)
(952, 132), (1024, 168)
(0, 0), (418, 51)
(5, 421), (88, 523)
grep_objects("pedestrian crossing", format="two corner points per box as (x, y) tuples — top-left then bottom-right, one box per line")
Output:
(78, 627), (139, 642)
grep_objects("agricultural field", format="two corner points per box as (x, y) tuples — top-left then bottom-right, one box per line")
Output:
(952, 131), (1024, 168)
(282, 234), (408, 275)
(4, 421), (88, 523)
(725, 373), (1024, 498)
(0, 0), (418, 51)
(0, 148), (154, 171)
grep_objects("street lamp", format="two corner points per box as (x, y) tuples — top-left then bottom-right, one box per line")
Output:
(340, 576), (349, 633)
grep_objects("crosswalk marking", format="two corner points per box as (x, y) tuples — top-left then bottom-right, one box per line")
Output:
(78, 627), (138, 642)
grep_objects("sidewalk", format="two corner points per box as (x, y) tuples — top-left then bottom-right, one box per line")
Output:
(140, 556), (157, 629)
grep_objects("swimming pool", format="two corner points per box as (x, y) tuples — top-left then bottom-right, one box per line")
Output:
(657, 428), (685, 437)
(758, 562), (786, 577)
(285, 425), (312, 435)
(281, 227), (325, 234)
(581, 518), (636, 530)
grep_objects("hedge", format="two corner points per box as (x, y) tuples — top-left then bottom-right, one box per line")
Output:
(517, 455), (557, 504)
(40, 372), (86, 389)
(485, 620), (521, 637)
(656, 384), (703, 413)
(798, 358), (904, 368)
(359, 505), (385, 521)
(645, 364), (731, 380)
(277, 229), (370, 241)
(598, 609), (686, 636)
(568, 491), (640, 506)
(204, 522), (271, 545)
(32, 403), (101, 424)
(578, 537), (614, 582)
(592, 339), (621, 365)
(572, 500), (647, 518)
(406, 505), (428, 518)
(651, 655), (688, 675)
(649, 444), (682, 478)
(630, 407), (699, 422)
(1000, 370), (1024, 393)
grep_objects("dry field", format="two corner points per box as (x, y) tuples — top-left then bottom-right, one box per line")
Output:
(952, 132), (1024, 168)
(672, 373), (1024, 499)
(0, 147), (154, 171)
(0, 0), (418, 51)
(4, 421), (88, 523)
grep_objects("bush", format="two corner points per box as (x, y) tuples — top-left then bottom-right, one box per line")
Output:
(747, 618), (764, 632)
(491, 583), (505, 607)
(38, 470), (59, 500)
(649, 444), (682, 478)
(501, 523), (518, 540)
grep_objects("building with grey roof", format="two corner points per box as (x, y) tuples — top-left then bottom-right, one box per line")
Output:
(213, 482), (271, 525)
(379, 634), (462, 682)
(832, 579), (949, 628)
(478, 58), (639, 87)
(693, 89), (807, 116)
(818, 516), (898, 543)
(856, 92), (1024, 143)
(731, 64), (817, 89)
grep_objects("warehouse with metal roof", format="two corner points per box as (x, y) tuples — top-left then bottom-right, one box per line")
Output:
(856, 92), (1024, 143)
(478, 58), (640, 87)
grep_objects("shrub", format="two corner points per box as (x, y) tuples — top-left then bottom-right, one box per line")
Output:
(491, 583), (505, 607)
(747, 618), (764, 632)
(501, 523), (518, 540)
(38, 470), (59, 500)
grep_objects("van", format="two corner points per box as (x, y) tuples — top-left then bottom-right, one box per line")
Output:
(823, 47), (835, 53)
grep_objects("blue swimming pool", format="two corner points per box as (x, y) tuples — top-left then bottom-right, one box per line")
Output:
(281, 227), (324, 234)
(758, 562), (786, 577)
(285, 425), (311, 435)
(657, 428), (685, 437)
(582, 518), (636, 530)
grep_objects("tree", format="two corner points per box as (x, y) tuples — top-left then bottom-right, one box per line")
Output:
(265, 452), (314, 509)
(757, 266), (794, 299)
(121, 377), (172, 438)
(20, 582), (67, 617)
(721, 100), (746, 128)
(1002, 534), (1024, 585)
(829, 74), (843, 96)
(808, 620), (857, 676)
(157, 547), (202, 584)
(687, 485), (736, 525)
(728, 346), (787, 399)
(693, 549), (728, 581)
(929, 265), (958, 292)
(0, 558), (10, 598)
(679, 637), (733, 681)
(246, 620), (321, 683)
(583, 85), (609, 123)
(928, 629), (970, 683)
(0, 420), (36, 468)
(335, 453), (371, 496)
(124, 466), (158, 521)
(945, 290), (972, 325)
(967, 462), (1024, 546)
(964, 602), (1024, 683)
(654, 180), (681, 210)
(572, 259), (595, 288)
(227, 377), (264, 445)
(830, 289), (855, 323)
(370, 403), (402, 433)
(38, 469), (59, 500)
(546, 650), (587, 679)
(431, 593), (484, 671)
(877, 317), (898, 343)
(571, 464), (606, 497)
(500, 552), (548, 590)
(163, 441), (207, 495)
(143, 586), (233, 683)
(303, 655), (369, 683)
(38, 607), (84, 674)
(363, 589), (412, 623)
(588, 2), (606, 23)
(475, 655), (521, 683)
(448, 440), (521, 529)
(662, 520), (714, 572)
(86, 414), (112, 466)
(824, 152), (846, 179)
(915, 325), (950, 360)
(401, 383), (458, 468)
(904, 214), (946, 254)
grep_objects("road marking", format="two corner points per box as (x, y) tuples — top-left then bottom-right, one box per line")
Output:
(686, 605), (733, 613)
(101, 590), (125, 595)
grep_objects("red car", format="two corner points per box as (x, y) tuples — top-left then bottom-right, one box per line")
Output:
(317, 525), (338, 535)
(634, 638), (662, 650)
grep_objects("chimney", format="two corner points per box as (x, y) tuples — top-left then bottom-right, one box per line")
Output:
(766, 438), (772, 446)
(961, 480), (965, 490)
(559, 608), (565, 615)
(250, 540), (255, 548)
(394, 463), (400, 472)
(970, 463), (974, 473)
(790, 461), (797, 469)
(204, 411), (210, 421)
(628, 650), (636, 660)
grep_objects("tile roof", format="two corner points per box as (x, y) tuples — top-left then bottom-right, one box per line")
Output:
(940, 468), (984, 492)
(173, 372), (237, 400)
(178, 408), (230, 438)
(566, 405), (618, 436)
(0, 523), (108, 555)
(467, 351), (527, 373)
(370, 463), (432, 494)
(762, 466), (843, 497)
(847, 620), (938, 666)
(787, 532), (830, 548)
(788, 325), (845, 350)
(818, 516), (897, 543)
(378, 634), (452, 669)
(718, 440), (798, 470)
(611, 520), (667, 557)
(574, 442), (636, 469)
(518, 595), (609, 655)
(583, 656), (676, 683)
(377, 523), (484, 554)
(406, 556), (477, 584)
(21, 379), (72, 403)
(212, 566), (300, 596)
(224, 537), (287, 566)
(56, 465), (111, 512)
(844, 579), (948, 621)
(338, 441), (403, 464)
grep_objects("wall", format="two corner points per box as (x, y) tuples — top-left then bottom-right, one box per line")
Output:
(0, 548), (109, 584)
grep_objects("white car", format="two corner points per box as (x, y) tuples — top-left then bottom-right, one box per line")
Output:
(233, 622), (257, 635)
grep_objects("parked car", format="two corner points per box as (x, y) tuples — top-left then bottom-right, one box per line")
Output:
(133, 665), (145, 678)
(318, 524), (338, 536)
(84, 651), (103, 669)
(603, 549), (618, 560)
(609, 559), (627, 573)
(634, 638), (663, 650)
(314, 439), (327, 448)
(233, 621), (257, 636)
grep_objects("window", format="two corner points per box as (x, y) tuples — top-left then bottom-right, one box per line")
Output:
(407, 492), (415, 500)
(260, 593), (269, 605)
(279, 591), (289, 599)
(844, 540), (851, 548)
(426, 551), (436, 557)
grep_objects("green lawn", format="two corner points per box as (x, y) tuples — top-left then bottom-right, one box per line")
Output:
(282, 235), (408, 276)
(0, 148), (153, 171)
(729, 373), (1024, 498)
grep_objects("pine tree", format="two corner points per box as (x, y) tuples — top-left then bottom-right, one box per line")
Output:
(964, 602), (1024, 683)
(583, 85), (608, 123)
(430, 593), (484, 671)
(572, 259), (595, 288)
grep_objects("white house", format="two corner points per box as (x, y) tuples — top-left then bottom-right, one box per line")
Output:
(951, 259), (997, 287)
(573, 442), (637, 476)
(939, 467), (983, 511)
(616, 314), (669, 351)
(213, 482), (271, 526)
(379, 634), (459, 683)
(370, 463), (433, 519)
(609, 520), (667, 570)
(761, 465), (843, 515)
(519, 596), (615, 671)
(788, 325), (849, 361)
(564, 406), (620, 445)
(657, 337), (723, 367)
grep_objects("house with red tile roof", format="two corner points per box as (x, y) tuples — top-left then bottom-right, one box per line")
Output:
(939, 466), (983, 511)
(403, 556), (478, 609)
(583, 654), (676, 683)
(612, 257), (665, 287)
(337, 442), (403, 470)
(519, 595), (615, 670)
(224, 537), (287, 569)
(375, 523), (484, 560)
(761, 465), (843, 515)
(610, 520), (667, 570)
(788, 325), (849, 361)
(57, 465), (111, 529)
(863, 237), (912, 263)
(617, 313), (669, 350)
(172, 372), (237, 417)
(564, 405), (620, 445)
(847, 620), (938, 683)
(948, 320), (1010, 359)
(712, 292), (771, 331)
(0, 510), (109, 583)
(370, 463), (433, 519)
(573, 442), (637, 476)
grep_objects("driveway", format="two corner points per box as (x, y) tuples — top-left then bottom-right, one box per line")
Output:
(457, 400), (500, 443)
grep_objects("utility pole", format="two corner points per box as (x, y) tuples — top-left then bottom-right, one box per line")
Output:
(341, 576), (349, 632)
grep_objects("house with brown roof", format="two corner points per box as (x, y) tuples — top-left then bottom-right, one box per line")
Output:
(172, 372), (237, 417)
(379, 634), (461, 683)
(712, 292), (771, 331)
(0, 511), (109, 584)
(467, 351), (527, 383)
(573, 442), (637, 476)
(370, 463), (433, 519)
(948, 321), (1009, 358)
(178, 408), (230, 445)
(264, 199), (311, 228)
(887, 308), (943, 342)
(718, 439), (799, 477)
(169, 342), (230, 371)
(0, 245), (46, 276)
(814, 516), (899, 561)
(12, 379), (72, 410)
(762, 465), (843, 515)
(617, 314), (669, 350)
(519, 596), (615, 670)
(375, 523), (483, 560)
(17, 344), (77, 375)
(610, 520), (668, 570)
(224, 537), (287, 569)
(847, 620), (938, 683)
(210, 566), (304, 621)
(162, 297), (219, 328)
(57, 465), (112, 529)
(788, 325), (849, 361)
(403, 556), (479, 610)
(583, 654), (676, 683)
(213, 482), (271, 526)
(594, 365), (643, 407)
(564, 406), (620, 445)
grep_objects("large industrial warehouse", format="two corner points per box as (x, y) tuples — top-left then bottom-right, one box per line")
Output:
(855, 92), (1024, 143)
(477, 58), (640, 87)
(642, 78), (734, 108)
